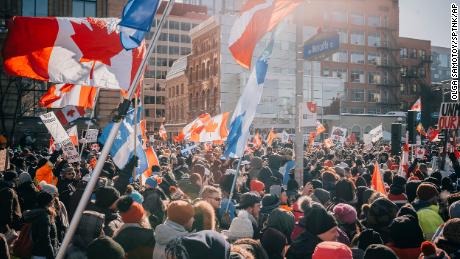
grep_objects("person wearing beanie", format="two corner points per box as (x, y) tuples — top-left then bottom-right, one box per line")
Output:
(413, 183), (444, 240)
(312, 241), (352, 259)
(311, 188), (331, 206)
(250, 179), (266, 196)
(87, 237), (125, 259)
(129, 190), (144, 204)
(333, 178), (356, 205)
(434, 218), (460, 257)
(259, 194), (281, 228)
(311, 179), (323, 189)
(192, 200), (216, 231)
(153, 200), (195, 259)
(234, 238), (270, 259)
(165, 230), (230, 259)
(449, 200), (460, 218)
(362, 198), (398, 243)
(265, 208), (295, 244)
(333, 203), (360, 241)
(261, 227), (288, 259)
(236, 192), (262, 239)
(286, 203), (338, 259)
(142, 177), (167, 229)
(386, 215), (424, 259)
(222, 210), (254, 242)
(117, 196), (146, 225)
(419, 241), (450, 259)
(90, 186), (123, 237)
(355, 228), (384, 252)
(406, 180), (422, 203)
(388, 175), (408, 207)
(66, 210), (105, 258)
(16, 172), (38, 212)
(363, 244), (398, 259)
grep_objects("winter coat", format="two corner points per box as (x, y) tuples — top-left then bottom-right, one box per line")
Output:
(386, 243), (421, 259)
(17, 182), (38, 212)
(55, 200), (69, 243)
(0, 182), (22, 233)
(286, 228), (322, 259)
(87, 203), (123, 237)
(114, 223), (155, 259)
(24, 209), (58, 259)
(153, 219), (189, 259)
(435, 237), (460, 258)
(413, 201), (444, 240)
(142, 188), (167, 229)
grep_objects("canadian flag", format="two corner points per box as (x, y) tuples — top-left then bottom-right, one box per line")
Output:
(316, 121), (326, 135)
(55, 106), (86, 125)
(66, 126), (79, 146)
(427, 127), (439, 142)
(39, 84), (97, 109)
(174, 113), (211, 142)
(398, 143), (410, 178)
(159, 124), (167, 141)
(3, 17), (145, 90)
(253, 130), (262, 148)
(228, 0), (302, 69)
(410, 97), (422, 111)
(196, 112), (229, 143)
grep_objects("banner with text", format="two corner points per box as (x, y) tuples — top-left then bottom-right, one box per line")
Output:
(438, 102), (460, 129)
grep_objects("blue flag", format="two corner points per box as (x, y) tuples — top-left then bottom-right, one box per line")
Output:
(119, 0), (160, 50)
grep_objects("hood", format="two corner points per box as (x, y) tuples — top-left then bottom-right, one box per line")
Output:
(23, 208), (47, 222)
(412, 199), (437, 211)
(154, 219), (188, 245)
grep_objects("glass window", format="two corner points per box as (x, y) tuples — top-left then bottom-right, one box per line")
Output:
(169, 21), (180, 30)
(322, 67), (330, 77)
(23, 0), (48, 16)
(367, 53), (380, 65)
(438, 54), (449, 67)
(337, 29), (348, 43)
(180, 22), (191, 31)
(400, 66), (408, 76)
(169, 34), (180, 42)
(351, 70), (365, 83)
(156, 58), (168, 66)
(351, 52), (365, 64)
(367, 91), (380, 102)
(418, 49), (426, 59)
(332, 68), (348, 82)
(368, 16), (380, 27)
(351, 108), (365, 114)
(331, 11), (347, 22)
(331, 50), (348, 62)
(368, 33), (380, 47)
(350, 13), (364, 25)
(351, 89), (365, 101)
(181, 35), (191, 43)
(169, 46), (180, 55)
(350, 32), (364, 45)
(72, 0), (96, 17)
(400, 48), (408, 58)
(368, 72), (381, 84)
(156, 45), (168, 54)
(159, 33), (168, 41)
(180, 47), (191, 55)
(418, 67), (426, 77)
(409, 48), (417, 58)
(181, 84), (184, 94)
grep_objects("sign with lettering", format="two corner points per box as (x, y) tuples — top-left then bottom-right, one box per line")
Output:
(438, 102), (460, 129)
(85, 129), (99, 143)
(304, 32), (340, 60)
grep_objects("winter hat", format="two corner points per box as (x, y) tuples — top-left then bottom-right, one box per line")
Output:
(95, 186), (120, 209)
(87, 237), (125, 259)
(236, 192), (261, 209)
(335, 179), (355, 202)
(129, 190), (144, 204)
(449, 200), (460, 218)
(250, 180), (265, 194)
(74, 211), (105, 250)
(266, 208), (295, 243)
(355, 176), (367, 187)
(166, 230), (230, 258)
(420, 241), (450, 259)
(363, 244), (397, 259)
(397, 204), (419, 221)
(390, 175), (406, 195)
(357, 229), (383, 251)
(18, 172), (32, 185)
(145, 176), (161, 189)
(117, 196), (145, 224)
(303, 203), (337, 236)
(222, 210), (254, 241)
(39, 181), (58, 196)
(333, 203), (357, 225)
(311, 179), (323, 189)
(260, 227), (287, 258)
(312, 188), (331, 205)
(367, 198), (398, 227)
(3, 171), (18, 182)
(406, 180), (422, 203)
(416, 183), (439, 201)
(261, 194), (280, 210)
(442, 218), (460, 244)
(389, 215), (425, 248)
(167, 200), (195, 226)
(270, 185), (283, 198)
(312, 241), (353, 259)
(37, 191), (54, 208)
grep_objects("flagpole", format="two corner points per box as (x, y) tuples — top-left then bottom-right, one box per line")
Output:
(133, 95), (138, 180)
(55, 1), (175, 258)
(79, 88), (101, 157)
(224, 157), (243, 214)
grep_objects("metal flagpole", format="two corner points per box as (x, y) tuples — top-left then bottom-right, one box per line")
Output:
(224, 157), (243, 214)
(79, 88), (101, 157)
(133, 96), (138, 180)
(55, 1), (176, 258)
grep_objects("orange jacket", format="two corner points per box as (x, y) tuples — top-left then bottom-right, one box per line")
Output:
(35, 162), (58, 186)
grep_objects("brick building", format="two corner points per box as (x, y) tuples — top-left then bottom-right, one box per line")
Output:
(165, 56), (189, 136)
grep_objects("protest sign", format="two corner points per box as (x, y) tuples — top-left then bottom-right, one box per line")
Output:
(438, 102), (460, 129)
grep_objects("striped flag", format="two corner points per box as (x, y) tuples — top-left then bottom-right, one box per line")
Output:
(55, 106), (86, 125)
(410, 97), (422, 111)
(39, 84), (97, 109)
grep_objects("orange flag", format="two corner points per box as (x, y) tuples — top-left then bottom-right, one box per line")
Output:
(371, 162), (386, 194)
(254, 130), (262, 148)
(267, 128), (277, 146)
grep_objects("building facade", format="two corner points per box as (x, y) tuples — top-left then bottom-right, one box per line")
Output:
(165, 56), (189, 136)
(431, 46), (450, 83)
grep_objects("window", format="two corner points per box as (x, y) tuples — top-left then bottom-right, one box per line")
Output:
(169, 21), (180, 30)
(351, 70), (365, 83)
(156, 45), (168, 54)
(332, 68), (348, 82)
(331, 50), (348, 62)
(367, 53), (380, 65)
(409, 48), (417, 59)
(337, 29), (348, 43)
(23, 0), (48, 16)
(176, 85), (179, 95)
(180, 47), (191, 55)
(181, 84), (184, 94)
(418, 67), (426, 77)
(419, 49), (426, 59)
(72, 0), (96, 17)
(400, 48), (408, 58)
(322, 67), (330, 77)
(368, 16), (381, 27)
(368, 72), (381, 84)
(181, 35), (191, 43)
(169, 34), (180, 42)
(350, 32), (364, 45)
(159, 33), (168, 41)
(351, 52), (365, 64)
(351, 108), (364, 114)
(367, 108), (379, 114)
(351, 89), (365, 101)
(400, 66), (408, 76)
(367, 33), (380, 47)
(331, 11), (347, 22)
(350, 13), (364, 25)
(169, 46), (180, 55)
(438, 53), (449, 67)
(155, 70), (167, 79)
(156, 58), (168, 66)
(180, 22), (191, 31)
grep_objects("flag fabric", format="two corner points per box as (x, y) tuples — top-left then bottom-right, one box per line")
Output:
(416, 123), (427, 137)
(398, 143), (410, 178)
(253, 131), (262, 148)
(197, 112), (230, 143)
(427, 127), (439, 142)
(308, 132), (316, 147)
(175, 113), (211, 142)
(267, 128), (277, 146)
(49, 138), (56, 154)
(159, 124), (167, 141)
(280, 130), (290, 144)
(119, 0), (160, 50)
(224, 37), (275, 158)
(228, 0), (301, 69)
(66, 126), (78, 146)
(3, 16), (145, 90)
(55, 106), (86, 125)
(316, 121), (326, 135)
(410, 97), (422, 111)
(141, 146), (159, 181)
(371, 162), (386, 194)
(39, 84), (97, 109)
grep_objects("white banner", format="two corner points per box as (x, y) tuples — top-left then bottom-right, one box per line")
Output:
(302, 101), (317, 127)
(40, 112), (80, 163)
(369, 125), (383, 143)
(331, 126), (347, 143)
(85, 129), (99, 143)
(363, 134), (372, 150)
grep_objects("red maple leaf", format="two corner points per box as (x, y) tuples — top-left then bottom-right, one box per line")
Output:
(70, 18), (123, 78)
(204, 119), (218, 133)
(66, 109), (75, 117)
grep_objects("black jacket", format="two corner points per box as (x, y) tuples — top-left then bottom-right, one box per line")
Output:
(16, 182), (38, 212)
(286, 229), (322, 259)
(24, 209), (58, 259)
(0, 182), (22, 233)
(113, 224), (155, 259)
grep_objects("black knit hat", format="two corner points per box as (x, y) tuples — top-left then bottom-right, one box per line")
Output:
(396, 204), (418, 221)
(390, 175), (406, 195)
(87, 237), (125, 259)
(405, 180), (421, 203)
(389, 215), (425, 248)
(95, 186), (120, 209)
(303, 203), (337, 235)
(364, 244), (397, 259)
(357, 229), (383, 251)
(3, 171), (18, 182)
(37, 191), (54, 208)
(367, 198), (398, 227)
(311, 179), (323, 189)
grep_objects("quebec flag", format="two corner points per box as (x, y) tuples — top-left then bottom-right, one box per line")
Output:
(224, 35), (275, 158)
(99, 107), (148, 172)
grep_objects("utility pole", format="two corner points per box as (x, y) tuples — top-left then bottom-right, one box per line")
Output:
(294, 5), (304, 186)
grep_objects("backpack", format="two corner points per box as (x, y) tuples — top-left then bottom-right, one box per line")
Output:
(13, 222), (33, 258)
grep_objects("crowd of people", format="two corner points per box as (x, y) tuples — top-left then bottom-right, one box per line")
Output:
(1, 138), (460, 259)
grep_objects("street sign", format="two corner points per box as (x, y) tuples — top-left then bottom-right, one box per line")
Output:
(303, 32), (340, 60)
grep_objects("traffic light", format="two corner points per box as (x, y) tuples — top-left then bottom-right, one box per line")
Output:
(407, 110), (417, 144)
(391, 123), (402, 155)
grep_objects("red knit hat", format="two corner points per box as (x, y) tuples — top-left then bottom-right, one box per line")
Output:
(416, 183), (439, 201)
(120, 202), (145, 224)
(250, 180), (265, 194)
(312, 241), (353, 259)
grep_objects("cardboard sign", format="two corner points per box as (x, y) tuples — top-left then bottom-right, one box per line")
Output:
(0, 149), (8, 172)
(331, 126), (347, 143)
(438, 102), (460, 129)
(85, 129), (99, 143)
(369, 125), (383, 143)
(61, 139), (80, 163)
